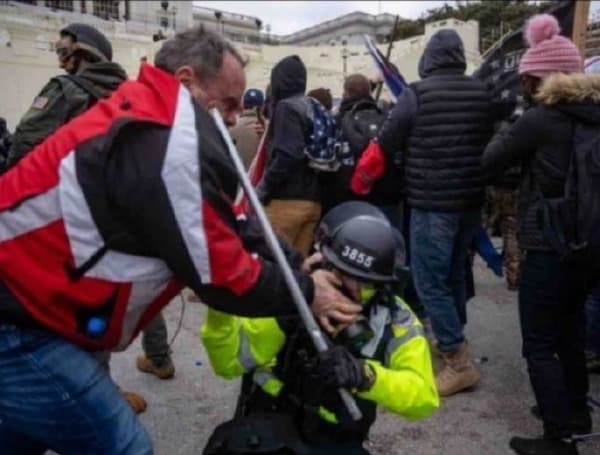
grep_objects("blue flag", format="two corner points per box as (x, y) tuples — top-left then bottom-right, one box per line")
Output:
(363, 35), (407, 102)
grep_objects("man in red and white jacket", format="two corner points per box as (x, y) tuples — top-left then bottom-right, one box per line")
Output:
(0, 27), (360, 454)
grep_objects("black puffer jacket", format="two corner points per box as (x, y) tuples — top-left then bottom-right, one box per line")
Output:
(378, 29), (493, 212)
(261, 56), (319, 202)
(482, 73), (600, 251)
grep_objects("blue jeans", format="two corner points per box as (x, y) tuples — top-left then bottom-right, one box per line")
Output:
(410, 209), (480, 353)
(0, 324), (152, 454)
(377, 204), (402, 231)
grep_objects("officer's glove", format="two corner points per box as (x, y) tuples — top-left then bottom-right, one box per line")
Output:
(317, 346), (375, 392)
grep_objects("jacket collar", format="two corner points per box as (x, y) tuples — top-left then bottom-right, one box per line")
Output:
(535, 73), (600, 106)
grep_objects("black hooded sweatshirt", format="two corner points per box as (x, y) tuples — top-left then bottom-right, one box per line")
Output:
(261, 56), (320, 202)
(378, 29), (493, 212)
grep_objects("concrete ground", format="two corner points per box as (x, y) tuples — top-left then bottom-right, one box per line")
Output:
(111, 257), (600, 455)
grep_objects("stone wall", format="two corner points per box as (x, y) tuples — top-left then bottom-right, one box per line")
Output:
(0, 1), (481, 129)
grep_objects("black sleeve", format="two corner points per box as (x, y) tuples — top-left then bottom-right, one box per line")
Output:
(262, 102), (307, 189)
(482, 109), (540, 183)
(238, 216), (305, 270)
(376, 88), (417, 160)
(107, 123), (313, 318)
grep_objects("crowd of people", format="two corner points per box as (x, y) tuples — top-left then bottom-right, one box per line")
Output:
(0, 9), (599, 455)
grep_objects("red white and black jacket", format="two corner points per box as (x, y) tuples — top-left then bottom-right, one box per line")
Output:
(0, 64), (313, 351)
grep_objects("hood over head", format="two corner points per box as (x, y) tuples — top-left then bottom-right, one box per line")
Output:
(536, 73), (600, 124)
(270, 55), (307, 105)
(418, 29), (466, 79)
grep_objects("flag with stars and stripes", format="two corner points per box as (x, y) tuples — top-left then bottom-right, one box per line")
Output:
(363, 34), (407, 102)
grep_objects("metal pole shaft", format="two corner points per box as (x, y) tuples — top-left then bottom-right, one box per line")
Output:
(210, 109), (363, 421)
(375, 14), (399, 102)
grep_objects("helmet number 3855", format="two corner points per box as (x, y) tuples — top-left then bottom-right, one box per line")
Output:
(341, 245), (374, 268)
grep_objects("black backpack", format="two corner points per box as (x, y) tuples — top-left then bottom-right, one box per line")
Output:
(337, 101), (403, 205)
(341, 100), (385, 159)
(538, 122), (600, 268)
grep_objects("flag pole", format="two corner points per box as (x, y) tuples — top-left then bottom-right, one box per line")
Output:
(211, 109), (364, 422)
(375, 15), (399, 102)
(572, 0), (590, 57)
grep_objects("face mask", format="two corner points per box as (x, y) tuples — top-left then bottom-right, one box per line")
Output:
(359, 286), (376, 305)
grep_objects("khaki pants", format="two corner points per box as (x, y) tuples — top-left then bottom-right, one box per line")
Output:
(264, 199), (321, 257)
(487, 188), (520, 289)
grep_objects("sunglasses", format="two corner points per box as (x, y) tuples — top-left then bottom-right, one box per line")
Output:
(56, 46), (73, 59)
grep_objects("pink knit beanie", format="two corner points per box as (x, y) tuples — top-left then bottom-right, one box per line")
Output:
(519, 14), (582, 79)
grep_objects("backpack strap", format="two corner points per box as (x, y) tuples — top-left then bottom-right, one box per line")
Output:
(531, 118), (578, 257)
(349, 100), (381, 116)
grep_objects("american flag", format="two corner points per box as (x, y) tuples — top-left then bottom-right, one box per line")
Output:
(363, 35), (407, 102)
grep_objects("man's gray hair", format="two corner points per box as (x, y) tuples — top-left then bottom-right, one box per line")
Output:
(154, 26), (246, 82)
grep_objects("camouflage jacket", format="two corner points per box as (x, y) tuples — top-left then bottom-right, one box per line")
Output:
(5, 62), (127, 170)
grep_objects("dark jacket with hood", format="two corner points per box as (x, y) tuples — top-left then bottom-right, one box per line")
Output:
(6, 62), (127, 170)
(482, 73), (600, 251)
(378, 29), (493, 212)
(260, 56), (320, 202)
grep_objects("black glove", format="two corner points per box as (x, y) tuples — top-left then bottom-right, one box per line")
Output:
(317, 346), (374, 392)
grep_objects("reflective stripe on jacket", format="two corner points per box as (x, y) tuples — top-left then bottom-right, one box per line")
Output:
(201, 297), (439, 422)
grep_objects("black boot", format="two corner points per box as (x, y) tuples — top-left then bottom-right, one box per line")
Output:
(571, 407), (592, 436)
(509, 437), (578, 455)
(529, 406), (592, 435)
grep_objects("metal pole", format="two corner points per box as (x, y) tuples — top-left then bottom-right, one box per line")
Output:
(210, 109), (363, 422)
(375, 15), (399, 102)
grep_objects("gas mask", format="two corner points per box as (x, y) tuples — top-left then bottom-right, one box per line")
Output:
(335, 285), (396, 357)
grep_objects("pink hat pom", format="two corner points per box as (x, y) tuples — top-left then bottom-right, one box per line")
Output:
(525, 14), (561, 47)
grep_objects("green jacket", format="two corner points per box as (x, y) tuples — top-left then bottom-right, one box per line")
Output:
(201, 294), (439, 433)
(6, 62), (127, 169)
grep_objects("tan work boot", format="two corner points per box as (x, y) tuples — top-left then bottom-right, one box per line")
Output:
(436, 343), (480, 397)
(122, 390), (147, 414)
(136, 355), (175, 380)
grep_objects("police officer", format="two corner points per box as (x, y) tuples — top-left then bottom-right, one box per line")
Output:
(5, 23), (127, 169)
(202, 201), (439, 454)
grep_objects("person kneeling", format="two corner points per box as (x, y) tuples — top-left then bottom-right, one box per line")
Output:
(201, 201), (439, 454)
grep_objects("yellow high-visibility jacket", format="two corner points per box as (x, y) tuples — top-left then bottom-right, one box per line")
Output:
(201, 296), (439, 425)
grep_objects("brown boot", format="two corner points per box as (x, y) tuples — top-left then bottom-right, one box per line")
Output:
(122, 391), (147, 414)
(436, 343), (481, 397)
(136, 355), (175, 380)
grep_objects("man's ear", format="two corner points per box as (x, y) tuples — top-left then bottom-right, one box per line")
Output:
(174, 65), (195, 87)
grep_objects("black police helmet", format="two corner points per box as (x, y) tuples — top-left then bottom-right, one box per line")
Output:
(314, 201), (387, 247)
(317, 202), (401, 283)
(61, 23), (112, 62)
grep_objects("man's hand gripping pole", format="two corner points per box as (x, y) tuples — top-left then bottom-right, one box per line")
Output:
(211, 109), (363, 421)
